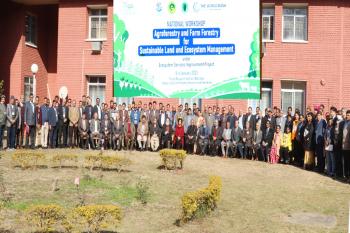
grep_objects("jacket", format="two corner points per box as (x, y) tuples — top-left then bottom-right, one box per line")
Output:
(124, 122), (135, 139)
(24, 101), (36, 126)
(281, 132), (292, 151)
(6, 104), (19, 127)
(137, 122), (149, 136)
(303, 122), (314, 151)
(40, 104), (49, 124)
(48, 107), (58, 127)
(340, 120), (350, 151)
(0, 103), (6, 126)
(68, 106), (80, 126)
(90, 119), (101, 134)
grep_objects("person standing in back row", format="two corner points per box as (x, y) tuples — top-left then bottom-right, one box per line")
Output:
(0, 96), (6, 150)
(24, 94), (36, 149)
(6, 96), (18, 150)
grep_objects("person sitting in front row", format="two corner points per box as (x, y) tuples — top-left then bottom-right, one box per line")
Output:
(186, 119), (197, 154)
(221, 121), (232, 158)
(174, 118), (185, 149)
(90, 112), (101, 150)
(161, 118), (173, 149)
(78, 113), (89, 150)
(149, 118), (161, 151)
(124, 117), (135, 151)
(112, 113), (123, 151)
(197, 119), (209, 155)
(137, 115), (148, 151)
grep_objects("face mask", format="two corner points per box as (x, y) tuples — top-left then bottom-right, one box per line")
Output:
(337, 115), (343, 121)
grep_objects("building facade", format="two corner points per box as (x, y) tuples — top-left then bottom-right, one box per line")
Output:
(1, 0), (350, 112)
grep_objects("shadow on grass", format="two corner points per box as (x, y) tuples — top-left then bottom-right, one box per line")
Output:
(12, 165), (49, 169)
(84, 167), (132, 173)
(51, 165), (79, 169)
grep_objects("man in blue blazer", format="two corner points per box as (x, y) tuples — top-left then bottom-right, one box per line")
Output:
(24, 94), (36, 149)
(48, 100), (59, 148)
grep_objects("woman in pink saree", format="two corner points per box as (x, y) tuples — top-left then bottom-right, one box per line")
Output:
(270, 125), (281, 164)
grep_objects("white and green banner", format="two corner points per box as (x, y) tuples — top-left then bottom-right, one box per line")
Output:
(113, 0), (260, 99)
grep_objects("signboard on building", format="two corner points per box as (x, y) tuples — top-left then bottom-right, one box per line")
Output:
(113, 0), (260, 99)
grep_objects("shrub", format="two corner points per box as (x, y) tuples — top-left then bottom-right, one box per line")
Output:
(52, 154), (78, 168)
(100, 156), (131, 172)
(73, 205), (122, 233)
(135, 176), (150, 204)
(25, 204), (65, 232)
(84, 155), (102, 171)
(181, 176), (222, 223)
(12, 151), (46, 169)
(159, 149), (187, 170)
(84, 155), (131, 172)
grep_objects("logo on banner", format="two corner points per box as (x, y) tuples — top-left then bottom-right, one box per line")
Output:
(168, 2), (176, 14)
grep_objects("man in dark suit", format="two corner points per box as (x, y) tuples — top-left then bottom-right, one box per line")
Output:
(261, 108), (276, 132)
(84, 98), (93, 121)
(48, 100), (59, 148)
(119, 102), (129, 126)
(92, 98), (102, 120)
(262, 120), (275, 162)
(340, 110), (350, 182)
(57, 100), (69, 147)
(243, 107), (255, 130)
(24, 94), (36, 149)
(252, 107), (262, 131)
(78, 113), (90, 150)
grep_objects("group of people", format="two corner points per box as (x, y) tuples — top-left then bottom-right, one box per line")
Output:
(0, 94), (349, 182)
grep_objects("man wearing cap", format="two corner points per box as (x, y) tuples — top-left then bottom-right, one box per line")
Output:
(0, 95), (6, 150)
(6, 96), (18, 150)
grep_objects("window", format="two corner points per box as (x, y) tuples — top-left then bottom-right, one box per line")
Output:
(24, 77), (35, 101)
(248, 81), (272, 115)
(281, 81), (306, 114)
(88, 76), (106, 105)
(262, 7), (274, 41)
(25, 14), (37, 46)
(89, 9), (107, 40)
(283, 7), (308, 41)
(116, 97), (134, 107)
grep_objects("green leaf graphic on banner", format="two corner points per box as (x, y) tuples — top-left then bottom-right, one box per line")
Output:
(248, 29), (260, 78)
(114, 14), (129, 68)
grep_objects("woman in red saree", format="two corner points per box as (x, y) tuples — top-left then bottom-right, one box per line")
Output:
(174, 118), (185, 149)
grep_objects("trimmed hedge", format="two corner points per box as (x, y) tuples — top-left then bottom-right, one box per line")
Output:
(10, 151), (131, 172)
(159, 149), (187, 170)
(25, 204), (65, 232)
(74, 205), (122, 233)
(52, 154), (78, 168)
(12, 151), (46, 169)
(84, 155), (131, 172)
(181, 176), (222, 222)
(24, 204), (122, 233)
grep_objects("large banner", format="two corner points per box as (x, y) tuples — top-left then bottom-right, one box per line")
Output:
(113, 0), (260, 99)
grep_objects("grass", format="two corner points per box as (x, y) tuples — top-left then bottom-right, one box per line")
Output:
(0, 149), (349, 233)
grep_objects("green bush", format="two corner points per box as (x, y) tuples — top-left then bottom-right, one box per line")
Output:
(159, 149), (187, 170)
(135, 177), (150, 204)
(181, 176), (222, 223)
